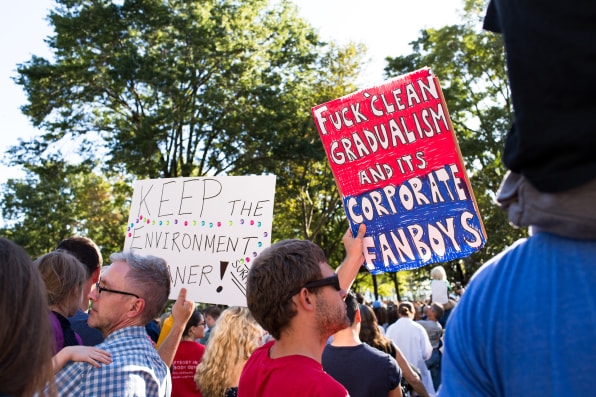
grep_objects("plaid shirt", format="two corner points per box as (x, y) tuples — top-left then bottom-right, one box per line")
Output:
(54, 326), (171, 396)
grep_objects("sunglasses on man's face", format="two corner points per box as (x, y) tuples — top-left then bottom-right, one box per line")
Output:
(286, 274), (341, 301)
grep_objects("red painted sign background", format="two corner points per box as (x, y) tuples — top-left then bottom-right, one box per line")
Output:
(314, 68), (457, 197)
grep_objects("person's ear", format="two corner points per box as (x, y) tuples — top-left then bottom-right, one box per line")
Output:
(355, 307), (361, 323)
(298, 289), (315, 312)
(127, 298), (146, 318)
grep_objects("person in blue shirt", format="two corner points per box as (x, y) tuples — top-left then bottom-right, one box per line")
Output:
(439, 1), (596, 396)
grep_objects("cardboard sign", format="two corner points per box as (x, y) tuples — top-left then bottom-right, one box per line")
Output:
(123, 175), (276, 306)
(312, 67), (486, 274)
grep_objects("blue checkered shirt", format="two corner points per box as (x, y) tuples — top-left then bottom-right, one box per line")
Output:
(54, 326), (171, 396)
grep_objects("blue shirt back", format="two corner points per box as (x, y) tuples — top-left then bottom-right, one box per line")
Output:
(440, 233), (596, 396)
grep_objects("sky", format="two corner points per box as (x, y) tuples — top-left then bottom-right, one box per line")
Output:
(0, 0), (463, 185)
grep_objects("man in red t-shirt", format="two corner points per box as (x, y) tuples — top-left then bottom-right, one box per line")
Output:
(238, 225), (366, 397)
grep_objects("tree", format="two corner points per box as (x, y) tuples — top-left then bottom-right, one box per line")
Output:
(9, 0), (373, 266)
(0, 158), (130, 261)
(268, 42), (368, 265)
(15, 0), (328, 180)
(383, 4), (527, 282)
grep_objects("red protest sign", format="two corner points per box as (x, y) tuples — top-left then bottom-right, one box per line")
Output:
(312, 67), (486, 274)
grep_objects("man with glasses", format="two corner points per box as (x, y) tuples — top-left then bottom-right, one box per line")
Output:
(239, 225), (366, 397)
(54, 251), (175, 396)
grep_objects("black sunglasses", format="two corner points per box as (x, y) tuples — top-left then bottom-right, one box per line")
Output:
(95, 280), (140, 299)
(286, 274), (341, 300)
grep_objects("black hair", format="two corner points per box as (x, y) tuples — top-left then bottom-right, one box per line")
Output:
(345, 291), (359, 325)
(183, 309), (203, 337)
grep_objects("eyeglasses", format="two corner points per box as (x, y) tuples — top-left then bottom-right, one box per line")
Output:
(286, 274), (341, 300)
(95, 281), (140, 299)
(197, 322), (206, 327)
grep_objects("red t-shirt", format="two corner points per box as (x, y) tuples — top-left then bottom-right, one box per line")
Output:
(171, 340), (205, 397)
(238, 340), (349, 397)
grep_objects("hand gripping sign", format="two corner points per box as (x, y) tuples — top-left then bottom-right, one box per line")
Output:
(123, 175), (276, 306)
(312, 67), (486, 274)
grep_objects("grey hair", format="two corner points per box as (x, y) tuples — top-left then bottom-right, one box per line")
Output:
(109, 251), (171, 324)
(429, 302), (445, 321)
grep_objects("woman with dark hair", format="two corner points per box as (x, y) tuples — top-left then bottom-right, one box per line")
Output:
(359, 304), (430, 397)
(0, 238), (56, 397)
(171, 308), (206, 396)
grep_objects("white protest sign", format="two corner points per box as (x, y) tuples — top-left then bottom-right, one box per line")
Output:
(123, 175), (276, 306)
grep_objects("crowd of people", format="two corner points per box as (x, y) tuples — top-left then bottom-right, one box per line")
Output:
(1, 224), (454, 397)
(2, 0), (595, 396)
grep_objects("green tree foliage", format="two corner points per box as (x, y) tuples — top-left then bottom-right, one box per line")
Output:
(15, 0), (325, 179)
(383, 4), (527, 284)
(8, 0), (369, 266)
(270, 42), (367, 265)
(0, 158), (130, 261)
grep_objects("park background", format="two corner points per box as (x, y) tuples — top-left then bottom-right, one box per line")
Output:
(0, 0), (524, 302)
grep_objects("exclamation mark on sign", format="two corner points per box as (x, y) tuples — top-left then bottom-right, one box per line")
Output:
(216, 261), (229, 293)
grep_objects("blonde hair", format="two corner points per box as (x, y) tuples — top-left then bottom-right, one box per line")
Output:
(195, 307), (263, 397)
(431, 265), (447, 280)
(35, 250), (86, 311)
